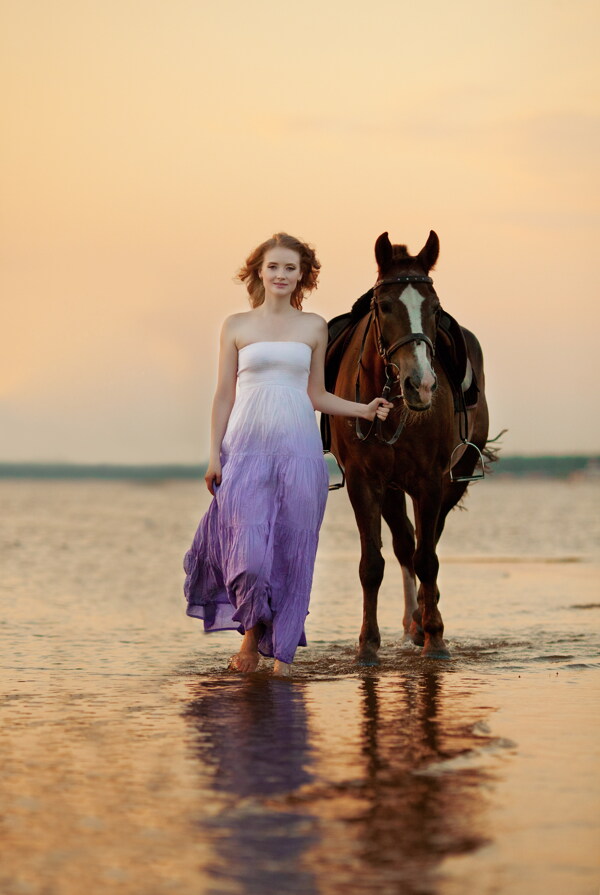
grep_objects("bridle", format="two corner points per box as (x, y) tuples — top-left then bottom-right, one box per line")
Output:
(355, 274), (436, 445)
(371, 275), (436, 363)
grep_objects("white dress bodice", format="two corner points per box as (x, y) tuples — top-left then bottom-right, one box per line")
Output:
(220, 341), (323, 459)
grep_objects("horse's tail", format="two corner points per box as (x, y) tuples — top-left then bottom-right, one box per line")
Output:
(483, 428), (508, 470)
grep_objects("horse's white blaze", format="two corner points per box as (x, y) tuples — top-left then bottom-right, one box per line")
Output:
(400, 285), (435, 389)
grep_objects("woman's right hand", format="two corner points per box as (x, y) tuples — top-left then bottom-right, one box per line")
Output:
(205, 460), (222, 496)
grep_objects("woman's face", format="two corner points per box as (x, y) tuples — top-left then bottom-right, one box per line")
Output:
(260, 247), (302, 302)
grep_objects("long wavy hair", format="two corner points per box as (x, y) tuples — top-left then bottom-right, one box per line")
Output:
(237, 232), (321, 310)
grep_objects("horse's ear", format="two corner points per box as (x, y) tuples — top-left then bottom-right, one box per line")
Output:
(375, 232), (393, 271)
(417, 230), (440, 272)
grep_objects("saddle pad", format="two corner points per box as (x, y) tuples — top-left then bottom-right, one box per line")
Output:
(436, 310), (469, 391)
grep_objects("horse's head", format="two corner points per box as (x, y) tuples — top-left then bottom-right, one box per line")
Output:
(373, 231), (441, 411)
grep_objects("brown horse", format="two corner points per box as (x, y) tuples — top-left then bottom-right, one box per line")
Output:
(326, 231), (493, 661)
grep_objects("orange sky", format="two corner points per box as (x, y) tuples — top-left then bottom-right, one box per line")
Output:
(1, 0), (599, 461)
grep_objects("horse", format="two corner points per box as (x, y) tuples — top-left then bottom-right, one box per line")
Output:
(324, 231), (495, 661)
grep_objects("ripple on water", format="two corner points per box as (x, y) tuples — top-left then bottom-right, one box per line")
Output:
(563, 662), (599, 670)
(170, 627), (600, 682)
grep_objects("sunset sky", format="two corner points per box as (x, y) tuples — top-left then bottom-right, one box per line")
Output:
(1, 0), (598, 462)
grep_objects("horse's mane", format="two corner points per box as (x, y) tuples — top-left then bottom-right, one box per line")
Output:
(349, 244), (412, 322)
(350, 289), (374, 322)
(391, 245), (410, 260)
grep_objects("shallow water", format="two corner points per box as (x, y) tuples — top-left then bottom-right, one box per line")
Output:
(1, 478), (599, 894)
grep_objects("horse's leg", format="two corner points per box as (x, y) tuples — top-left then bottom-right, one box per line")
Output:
(346, 472), (385, 665)
(381, 490), (419, 642)
(413, 486), (450, 659)
(436, 476), (470, 543)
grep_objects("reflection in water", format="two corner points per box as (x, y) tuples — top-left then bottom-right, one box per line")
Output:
(349, 673), (490, 891)
(183, 671), (495, 894)
(183, 678), (318, 895)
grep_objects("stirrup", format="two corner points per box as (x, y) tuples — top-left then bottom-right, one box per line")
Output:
(449, 440), (485, 482)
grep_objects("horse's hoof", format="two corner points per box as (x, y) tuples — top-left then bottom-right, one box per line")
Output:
(409, 622), (425, 647)
(357, 648), (380, 667)
(422, 640), (451, 660)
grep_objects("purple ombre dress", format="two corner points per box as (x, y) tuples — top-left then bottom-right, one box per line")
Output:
(183, 341), (330, 664)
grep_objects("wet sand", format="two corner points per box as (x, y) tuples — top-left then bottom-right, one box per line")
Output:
(1, 479), (599, 894)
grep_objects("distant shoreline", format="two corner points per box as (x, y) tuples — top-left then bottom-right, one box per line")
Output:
(0, 455), (598, 480)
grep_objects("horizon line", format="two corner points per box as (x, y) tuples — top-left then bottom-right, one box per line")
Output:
(0, 455), (597, 480)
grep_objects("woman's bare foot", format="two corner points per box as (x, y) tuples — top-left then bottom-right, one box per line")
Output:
(229, 650), (260, 673)
(273, 659), (292, 677)
(228, 626), (261, 673)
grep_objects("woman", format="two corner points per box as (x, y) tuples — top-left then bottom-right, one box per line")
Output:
(183, 233), (392, 676)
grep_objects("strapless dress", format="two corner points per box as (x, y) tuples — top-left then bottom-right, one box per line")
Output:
(183, 341), (329, 664)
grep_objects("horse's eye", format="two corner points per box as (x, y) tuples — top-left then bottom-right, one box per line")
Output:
(379, 300), (393, 314)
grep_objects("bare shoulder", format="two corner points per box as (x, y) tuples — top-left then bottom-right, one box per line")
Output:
(221, 312), (251, 339)
(303, 311), (328, 332)
(222, 311), (251, 327)
(303, 312), (328, 343)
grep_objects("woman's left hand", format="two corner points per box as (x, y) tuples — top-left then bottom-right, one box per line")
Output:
(364, 397), (394, 421)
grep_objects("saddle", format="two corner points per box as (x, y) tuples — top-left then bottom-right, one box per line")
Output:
(320, 291), (479, 452)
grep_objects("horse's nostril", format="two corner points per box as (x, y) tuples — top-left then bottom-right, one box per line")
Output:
(432, 380), (438, 393)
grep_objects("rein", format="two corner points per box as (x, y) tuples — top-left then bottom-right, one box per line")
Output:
(355, 275), (436, 445)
